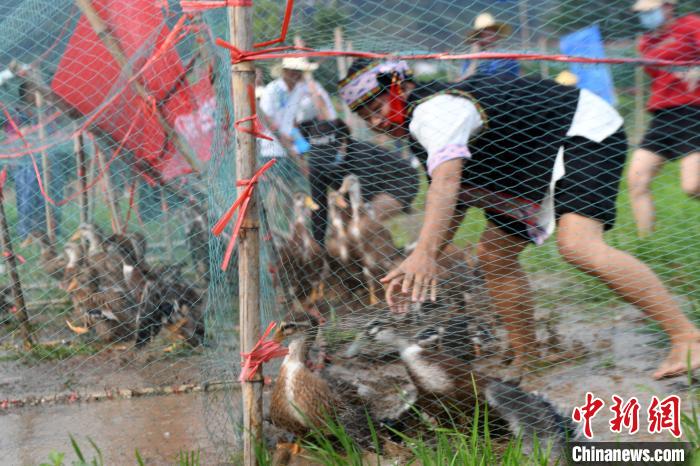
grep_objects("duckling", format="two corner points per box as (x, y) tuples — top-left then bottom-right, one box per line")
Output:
(273, 193), (327, 307)
(360, 317), (576, 451)
(270, 316), (374, 452)
(20, 230), (66, 281)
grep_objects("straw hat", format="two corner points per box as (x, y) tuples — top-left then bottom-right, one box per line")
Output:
(467, 13), (513, 40)
(632, 0), (676, 11)
(555, 70), (579, 86)
(281, 57), (319, 72)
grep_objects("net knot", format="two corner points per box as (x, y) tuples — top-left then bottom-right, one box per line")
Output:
(239, 321), (288, 383)
(211, 159), (276, 271)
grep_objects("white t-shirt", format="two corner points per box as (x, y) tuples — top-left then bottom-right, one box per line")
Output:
(258, 78), (337, 158)
(409, 88), (623, 177)
(408, 88), (624, 243)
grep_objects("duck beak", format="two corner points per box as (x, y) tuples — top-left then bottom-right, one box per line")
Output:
(335, 195), (348, 209)
(65, 278), (79, 293)
(66, 319), (89, 335)
(341, 333), (365, 359)
(304, 196), (320, 211)
(70, 230), (82, 241)
(272, 327), (285, 344)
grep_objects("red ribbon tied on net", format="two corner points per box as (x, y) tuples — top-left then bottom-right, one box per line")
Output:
(233, 84), (273, 141)
(211, 158), (276, 271)
(239, 321), (288, 383)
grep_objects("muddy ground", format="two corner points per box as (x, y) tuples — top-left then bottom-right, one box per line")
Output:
(1, 271), (699, 464)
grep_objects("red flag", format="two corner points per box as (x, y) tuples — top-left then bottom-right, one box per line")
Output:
(51, 0), (214, 180)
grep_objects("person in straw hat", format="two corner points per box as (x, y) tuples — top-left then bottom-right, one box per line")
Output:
(338, 58), (700, 380)
(627, 0), (700, 237)
(460, 12), (519, 80)
(258, 56), (336, 161)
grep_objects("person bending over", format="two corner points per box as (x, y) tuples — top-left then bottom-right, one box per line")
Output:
(338, 58), (700, 379)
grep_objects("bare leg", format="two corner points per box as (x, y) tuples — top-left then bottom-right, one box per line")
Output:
(628, 149), (666, 237)
(557, 213), (700, 379)
(477, 222), (537, 369)
(680, 152), (700, 199)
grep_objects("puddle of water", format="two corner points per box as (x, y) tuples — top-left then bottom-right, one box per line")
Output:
(0, 392), (219, 465)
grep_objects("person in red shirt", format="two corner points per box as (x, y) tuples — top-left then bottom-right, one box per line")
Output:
(628, 0), (700, 237)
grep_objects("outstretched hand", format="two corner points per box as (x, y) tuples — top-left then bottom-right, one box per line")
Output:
(380, 248), (439, 313)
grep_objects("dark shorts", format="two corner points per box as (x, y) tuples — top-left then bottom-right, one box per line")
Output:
(483, 128), (628, 242)
(639, 105), (700, 160)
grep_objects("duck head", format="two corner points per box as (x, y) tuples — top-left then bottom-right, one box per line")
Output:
(342, 315), (411, 358)
(273, 315), (320, 363)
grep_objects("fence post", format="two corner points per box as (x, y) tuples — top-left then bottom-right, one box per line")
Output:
(33, 81), (56, 244)
(73, 126), (89, 225)
(0, 179), (34, 350)
(227, 2), (262, 465)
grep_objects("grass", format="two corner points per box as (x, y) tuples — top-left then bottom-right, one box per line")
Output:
(42, 435), (202, 466)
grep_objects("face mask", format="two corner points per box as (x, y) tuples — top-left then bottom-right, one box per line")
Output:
(639, 8), (665, 29)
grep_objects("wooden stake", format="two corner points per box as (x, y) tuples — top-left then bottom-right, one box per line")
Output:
(634, 61), (645, 145)
(73, 126), (89, 225)
(94, 145), (123, 234)
(161, 187), (173, 262)
(33, 86), (56, 244)
(538, 37), (549, 79)
(228, 2), (262, 464)
(72, 0), (201, 175)
(0, 184), (34, 350)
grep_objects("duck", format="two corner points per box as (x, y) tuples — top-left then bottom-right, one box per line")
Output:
(20, 230), (66, 282)
(273, 193), (327, 307)
(64, 267), (138, 345)
(270, 315), (375, 454)
(339, 175), (402, 305)
(356, 316), (576, 451)
(71, 224), (124, 287)
(119, 247), (204, 348)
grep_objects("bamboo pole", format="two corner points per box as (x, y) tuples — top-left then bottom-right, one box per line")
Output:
(72, 0), (201, 175)
(33, 87), (56, 244)
(228, 2), (262, 464)
(94, 145), (123, 234)
(0, 182), (34, 350)
(519, 0), (530, 49)
(73, 126), (89, 225)
(538, 37), (549, 79)
(634, 62), (646, 145)
(161, 187), (173, 262)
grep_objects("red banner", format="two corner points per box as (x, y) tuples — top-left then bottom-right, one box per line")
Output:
(51, 0), (213, 180)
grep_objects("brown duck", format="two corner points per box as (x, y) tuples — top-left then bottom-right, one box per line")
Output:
(270, 316), (374, 451)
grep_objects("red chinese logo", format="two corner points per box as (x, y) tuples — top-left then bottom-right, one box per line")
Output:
(647, 395), (682, 438)
(572, 392), (682, 439)
(609, 395), (640, 435)
(572, 392), (605, 439)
